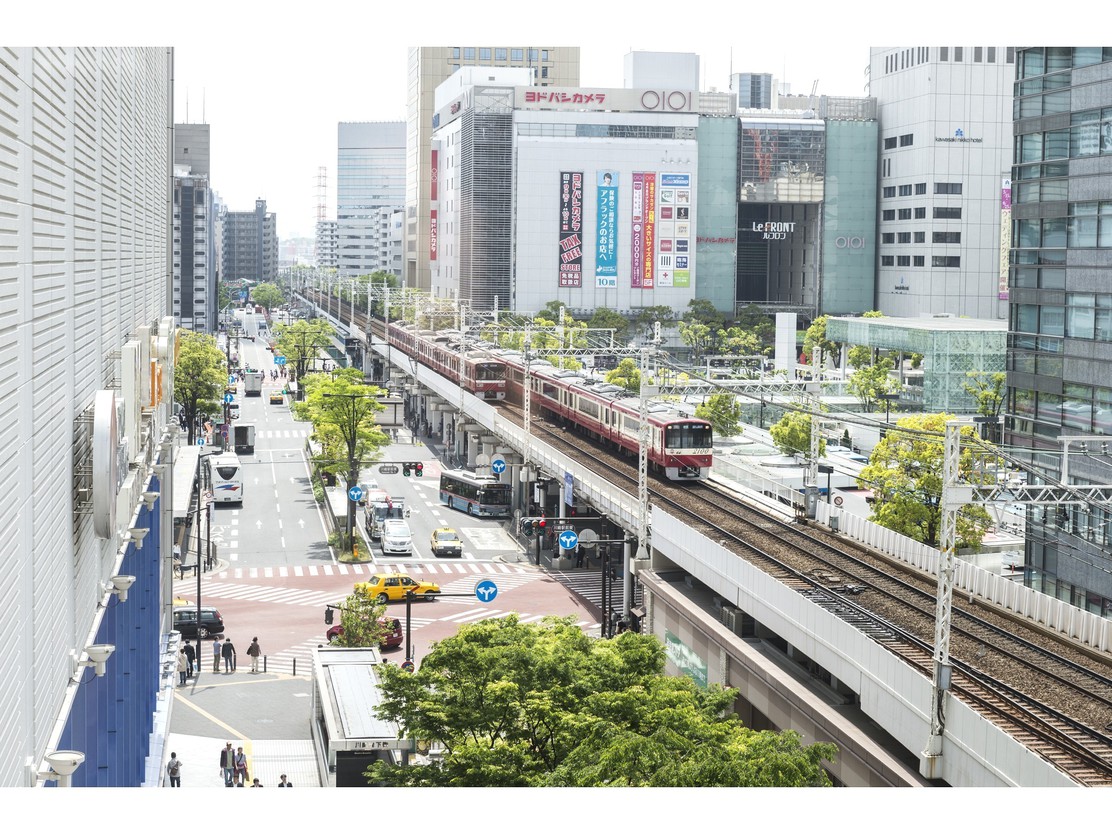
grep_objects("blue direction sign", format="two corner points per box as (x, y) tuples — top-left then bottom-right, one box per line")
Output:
(228, 374), (237, 385)
(558, 530), (579, 550)
(475, 579), (498, 603)
(491, 456), (507, 475)
(348, 486), (364, 502)
(223, 393), (234, 404)
(196, 437), (205, 447)
(274, 356), (287, 365)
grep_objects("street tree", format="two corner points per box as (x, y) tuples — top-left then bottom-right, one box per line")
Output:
(294, 374), (388, 550)
(250, 282), (285, 312)
(963, 370), (1006, 418)
(273, 318), (335, 393)
(605, 357), (642, 394)
(631, 305), (676, 341)
(587, 307), (630, 346)
(847, 356), (899, 412)
(733, 304), (776, 351)
(695, 392), (744, 438)
(803, 315), (842, 369)
(769, 410), (826, 459)
(329, 588), (390, 648)
(858, 413), (992, 549)
(678, 319), (716, 359)
(174, 330), (227, 445)
(365, 615), (836, 787)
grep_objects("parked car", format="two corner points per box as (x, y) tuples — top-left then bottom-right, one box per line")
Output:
(172, 606), (225, 639)
(355, 573), (439, 604)
(430, 527), (463, 557)
(380, 520), (413, 555)
(327, 616), (404, 650)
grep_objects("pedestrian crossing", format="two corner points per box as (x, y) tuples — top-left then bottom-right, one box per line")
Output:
(199, 559), (534, 583)
(547, 568), (643, 615)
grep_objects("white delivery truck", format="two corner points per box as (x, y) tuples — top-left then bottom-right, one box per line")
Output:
(244, 371), (265, 396)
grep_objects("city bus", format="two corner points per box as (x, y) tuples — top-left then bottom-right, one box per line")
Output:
(438, 469), (512, 517)
(207, 452), (244, 504)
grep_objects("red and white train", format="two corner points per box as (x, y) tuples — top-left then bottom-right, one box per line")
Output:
(387, 323), (507, 401)
(386, 323), (712, 481)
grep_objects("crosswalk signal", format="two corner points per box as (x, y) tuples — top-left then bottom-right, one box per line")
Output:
(415, 462), (424, 477)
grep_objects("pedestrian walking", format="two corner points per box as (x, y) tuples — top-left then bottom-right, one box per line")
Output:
(251, 778), (264, 787)
(277, 774), (291, 787)
(233, 746), (248, 786)
(222, 636), (237, 673)
(219, 742), (235, 787)
(247, 637), (262, 673)
(212, 636), (223, 673)
(166, 752), (182, 787)
(176, 648), (187, 686)
(183, 640), (195, 677)
(574, 546), (584, 569)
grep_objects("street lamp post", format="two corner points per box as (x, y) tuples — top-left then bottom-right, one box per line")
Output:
(880, 392), (900, 423)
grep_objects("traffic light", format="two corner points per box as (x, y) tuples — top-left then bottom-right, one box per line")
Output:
(414, 462), (424, 478)
(537, 515), (547, 533)
(519, 517), (536, 536)
(402, 462), (412, 476)
(324, 607), (334, 625)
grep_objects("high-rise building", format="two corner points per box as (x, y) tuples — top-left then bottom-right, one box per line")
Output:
(732, 72), (776, 109)
(337, 122), (405, 279)
(173, 124), (217, 332)
(1006, 47), (1112, 614)
(0, 47), (176, 786)
(405, 46), (581, 291)
(222, 199), (277, 285)
(869, 47), (1016, 319)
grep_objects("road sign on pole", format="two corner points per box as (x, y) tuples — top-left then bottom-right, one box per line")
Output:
(223, 393), (234, 404)
(558, 530), (579, 550)
(348, 486), (364, 503)
(475, 579), (498, 603)
(491, 456), (506, 475)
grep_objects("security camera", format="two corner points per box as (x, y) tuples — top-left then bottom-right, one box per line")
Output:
(141, 491), (160, 511)
(42, 750), (85, 786)
(83, 644), (115, 676)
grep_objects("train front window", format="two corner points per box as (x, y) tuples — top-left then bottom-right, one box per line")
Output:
(475, 363), (504, 381)
(665, 423), (713, 449)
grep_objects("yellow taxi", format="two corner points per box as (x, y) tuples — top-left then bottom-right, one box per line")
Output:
(430, 527), (463, 558)
(355, 573), (440, 604)
(269, 391), (284, 405)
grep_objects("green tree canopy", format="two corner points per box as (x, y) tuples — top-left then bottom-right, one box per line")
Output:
(678, 319), (715, 359)
(273, 318), (336, 387)
(858, 413), (992, 549)
(803, 315), (841, 368)
(174, 330), (227, 444)
(587, 307), (631, 346)
(963, 370), (1006, 418)
(366, 616), (836, 787)
(847, 356), (899, 412)
(329, 587), (390, 648)
(769, 410), (826, 459)
(695, 391), (744, 438)
(250, 282), (285, 311)
(605, 357), (642, 394)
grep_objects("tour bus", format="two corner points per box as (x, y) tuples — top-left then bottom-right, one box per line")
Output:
(207, 452), (244, 504)
(438, 469), (512, 517)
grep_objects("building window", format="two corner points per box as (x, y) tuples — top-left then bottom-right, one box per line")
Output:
(882, 256), (895, 266)
(988, 47), (996, 63)
(898, 208), (912, 220)
(541, 66), (549, 79)
(542, 50), (549, 61)
(954, 47), (963, 62)
(897, 255), (911, 266)
(1007, 47), (1015, 63)
(915, 183), (927, 195)
(914, 207), (926, 219)
(512, 49), (523, 61)
(935, 182), (963, 195)
(974, 46), (983, 62)
(882, 209), (896, 221)
(914, 232), (926, 243)
(900, 133), (914, 147)
(933, 231), (962, 243)
(940, 47), (949, 61)
(883, 186), (896, 198)
(884, 137), (897, 149)
(898, 232), (912, 243)
(899, 184), (913, 196)
(495, 48), (507, 60)
(452, 47), (460, 59)
(882, 233), (895, 244)
(463, 47), (475, 60)
(934, 206), (962, 219)
(914, 255), (925, 266)
(529, 49), (538, 60)
(932, 255), (961, 267)
(479, 48), (491, 60)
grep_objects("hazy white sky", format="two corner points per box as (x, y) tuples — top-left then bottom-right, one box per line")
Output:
(15, 3), (1069, 241)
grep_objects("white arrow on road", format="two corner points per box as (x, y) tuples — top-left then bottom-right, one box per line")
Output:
(299, 518), (306, 529)
(256, 520), (263, 529)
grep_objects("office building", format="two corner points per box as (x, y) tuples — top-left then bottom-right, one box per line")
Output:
(337, 122), (405, 279)
(0, 47), (177, 786)
(405, 46), (581, 291)
(173, 124), (217, 332)
(869, 46), (1016, 319)
(1006, 47), (1112, 614)
(222, 198), (278, 285)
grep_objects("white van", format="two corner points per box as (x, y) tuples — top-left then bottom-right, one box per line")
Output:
(381, 519), (413, 555)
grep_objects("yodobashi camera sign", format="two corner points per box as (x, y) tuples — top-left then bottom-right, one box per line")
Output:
(750, 221), (796, 241)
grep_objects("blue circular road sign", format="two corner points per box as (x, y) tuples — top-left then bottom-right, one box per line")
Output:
(475, 579), (499, 603)
(196, 438), (205, 446)
(491, 457), (506, 475)
(558, 530), (579, 550)
(348, 486), (364, 502)
(223, 393), (234, 404)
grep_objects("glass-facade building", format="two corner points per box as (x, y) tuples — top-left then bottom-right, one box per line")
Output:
(1006, 47), (1112, 615)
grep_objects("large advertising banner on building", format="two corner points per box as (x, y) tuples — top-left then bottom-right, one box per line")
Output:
(558, 172), (584, 288)
(595, 171), (618, 288)
(430, 149), (438, 262)
(661, 173), (691, 287)
(642, 173), (656, 289)
(631, 173), (645, 288)
(998, 177), (1012, 300)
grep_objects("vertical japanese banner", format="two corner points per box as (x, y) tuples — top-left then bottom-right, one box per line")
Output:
(660, 173), (691, 287)
(430, 149), (438, 261)
(643, 173), (656, 289)
(595, 171), (618, 288)
(631, 173), (644, 288)
(657, 180), (675, 287)
(558, 171), (583, 288)
(998, 177), (1012, 300)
